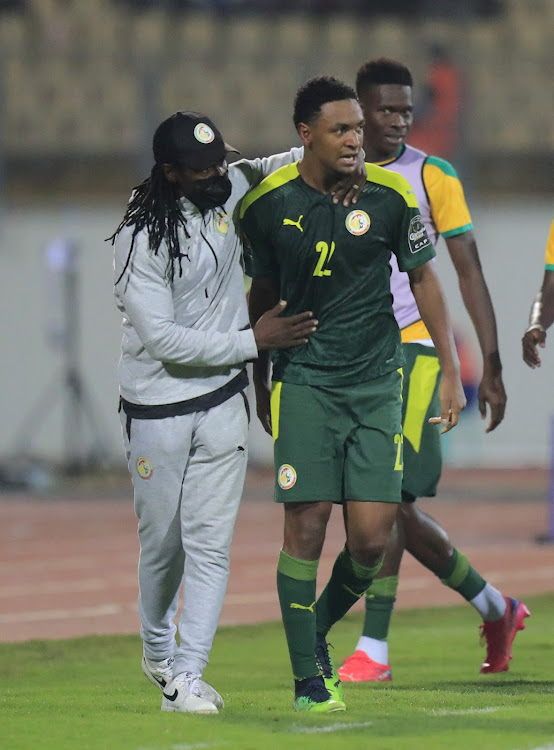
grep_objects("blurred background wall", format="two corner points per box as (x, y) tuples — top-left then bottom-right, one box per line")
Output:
(0, 0), (552, 478)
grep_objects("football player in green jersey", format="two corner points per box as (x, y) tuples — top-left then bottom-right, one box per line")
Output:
(242, 76), (466, 712)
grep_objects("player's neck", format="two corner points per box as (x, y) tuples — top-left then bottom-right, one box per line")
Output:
(364, 141), (401, 164)
(298, 157), (340, 195)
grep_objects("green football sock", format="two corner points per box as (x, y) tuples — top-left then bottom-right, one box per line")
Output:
(362, 575), (398, 640)
(316, 547), (383, 636)
(437, 547), (486, 601)
(277, 549), (320, 680)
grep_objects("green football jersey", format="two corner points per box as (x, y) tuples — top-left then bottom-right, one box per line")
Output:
(241, 162), (436, 386)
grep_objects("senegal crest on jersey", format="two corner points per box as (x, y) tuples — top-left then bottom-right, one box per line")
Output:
(214, 212), (230, 236)
(346, 210), (371, 236)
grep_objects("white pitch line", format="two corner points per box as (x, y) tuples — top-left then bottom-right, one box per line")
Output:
(288, 721), (373, 734)
(430, 707), (500, 716)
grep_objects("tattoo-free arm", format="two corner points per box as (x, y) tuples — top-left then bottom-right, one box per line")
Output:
(446, 230), (507, 431)
(249, 276), (281, 435)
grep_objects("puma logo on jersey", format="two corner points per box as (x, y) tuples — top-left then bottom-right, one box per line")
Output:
(290, 601), (316, 612)
(283, 215), (304, 232)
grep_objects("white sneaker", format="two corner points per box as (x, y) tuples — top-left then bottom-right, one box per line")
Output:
(161, 672), (219, 714)
(196, 678), (224, 710)
(142, 655), (175, 691)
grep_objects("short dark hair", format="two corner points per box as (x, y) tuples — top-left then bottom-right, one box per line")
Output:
(293, 76), (358, 128)
(356, 58), (413, 97)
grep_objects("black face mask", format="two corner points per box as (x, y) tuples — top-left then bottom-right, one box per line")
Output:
(188, 174), (232, 211)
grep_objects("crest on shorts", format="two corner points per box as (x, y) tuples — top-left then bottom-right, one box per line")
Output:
(193, 123), (215, 144)
(408, 215), (431, 253)
(136, 456), (153, 480)
(345, 210), (371, 236)
(278, 464), (297, 490)
(214, 212), (230, 236)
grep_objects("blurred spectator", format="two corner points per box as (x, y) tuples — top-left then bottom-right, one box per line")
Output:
(409, 43), (463, 162)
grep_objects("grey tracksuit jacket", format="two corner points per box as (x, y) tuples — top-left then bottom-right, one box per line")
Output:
(114, 148), (303, 406)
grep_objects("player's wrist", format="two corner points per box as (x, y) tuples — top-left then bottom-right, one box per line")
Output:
(439, 362), (461, 378)
(482, 350), (502, 375)
(524, 323), (546, 335)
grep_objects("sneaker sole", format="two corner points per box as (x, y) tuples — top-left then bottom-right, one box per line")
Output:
(338, 670), (392, 683)
(293, 699), (346, 713)
(197, 679), (224, 710)
(162, 702), (219, 715)
(480, 601), (531, 674)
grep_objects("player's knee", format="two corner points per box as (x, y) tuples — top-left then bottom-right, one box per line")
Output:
(283, 521), (326, 560)
(348, 538), (387, 569)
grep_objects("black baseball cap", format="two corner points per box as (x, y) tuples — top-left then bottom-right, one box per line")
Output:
(153, 111), (239, 170)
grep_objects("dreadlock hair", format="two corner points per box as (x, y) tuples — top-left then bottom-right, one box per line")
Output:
(355, 58), (413, 99)
(108, 162), (190, 286)
(293, 75), (358, 128)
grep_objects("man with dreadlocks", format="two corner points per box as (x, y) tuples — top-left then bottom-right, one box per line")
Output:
(110, 111), (364, 715)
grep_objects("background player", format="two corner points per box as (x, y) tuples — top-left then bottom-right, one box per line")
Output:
(243, 76), (466, 712)
(338, 58), (528, 684)
(522, 219), (554, 367)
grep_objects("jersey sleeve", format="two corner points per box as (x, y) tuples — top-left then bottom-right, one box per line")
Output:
(379, 172), (437, 272)
(422, 156), (473, 238)
(229, 147), (303, 203)
(394, 203), (437, 272)
(545, 219), (554, 270)
(241, 199), (279, 279)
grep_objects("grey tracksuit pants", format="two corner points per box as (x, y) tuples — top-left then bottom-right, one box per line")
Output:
(120, 391), (249, 677)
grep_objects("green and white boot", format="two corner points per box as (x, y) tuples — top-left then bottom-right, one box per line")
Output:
(293, 675), (346, 713)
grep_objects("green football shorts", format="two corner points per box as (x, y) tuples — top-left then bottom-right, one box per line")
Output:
(400, 343), (442, 500)
(270, 369), (404, 504)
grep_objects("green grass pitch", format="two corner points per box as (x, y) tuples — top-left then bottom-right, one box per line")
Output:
(1, 593), (553, 750)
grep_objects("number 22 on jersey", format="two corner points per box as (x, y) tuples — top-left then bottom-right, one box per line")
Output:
(313, 241), (335, 277)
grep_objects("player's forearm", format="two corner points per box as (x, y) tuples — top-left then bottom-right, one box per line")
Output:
(457, 270), (501, 373)
(446, 234), (501, 373)
(538, 270), (554, 331)
(142, 325), (257, 368)
(248, 276), (279, 385)
(409, 265), (460, 376)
